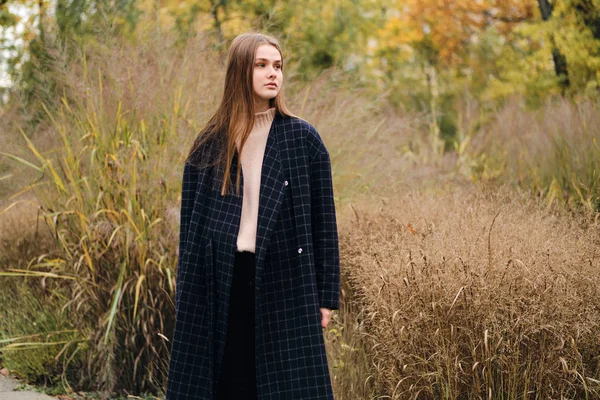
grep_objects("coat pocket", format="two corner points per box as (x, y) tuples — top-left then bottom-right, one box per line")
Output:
(177, 236), (212, 309)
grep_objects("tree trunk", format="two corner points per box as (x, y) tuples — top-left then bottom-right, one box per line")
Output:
(537, 0), (570, 90)
(211, 0), (226, 44)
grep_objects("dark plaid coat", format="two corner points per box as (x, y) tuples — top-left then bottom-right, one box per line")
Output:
(165, 112), (340, 400)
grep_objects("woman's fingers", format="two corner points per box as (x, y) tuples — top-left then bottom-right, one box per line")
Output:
(320, 308), (332, 328)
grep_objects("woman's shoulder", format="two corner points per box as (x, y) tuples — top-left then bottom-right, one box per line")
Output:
(280, 114), (328, 158)
(186, 131), (223, 171)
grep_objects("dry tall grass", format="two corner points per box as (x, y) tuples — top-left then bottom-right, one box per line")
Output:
(1, 30), (233, 394)
(339, 182), (600, 398)
(465, 96), (600, 213)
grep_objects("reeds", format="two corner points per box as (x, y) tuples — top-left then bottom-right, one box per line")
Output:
(464, 96), (600, 214)
(1, 29), (224, 394)
(338, 183), (600, 398)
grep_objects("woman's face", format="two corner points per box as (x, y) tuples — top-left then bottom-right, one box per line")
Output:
(252, 44), (283, 110)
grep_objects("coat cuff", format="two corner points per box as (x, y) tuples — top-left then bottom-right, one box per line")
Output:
(318, 280), (341, 311)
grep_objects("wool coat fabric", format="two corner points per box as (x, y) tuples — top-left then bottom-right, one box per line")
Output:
(165, 112), (341, 400)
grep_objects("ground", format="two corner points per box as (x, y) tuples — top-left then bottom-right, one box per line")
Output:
(0, 374), (57, 400)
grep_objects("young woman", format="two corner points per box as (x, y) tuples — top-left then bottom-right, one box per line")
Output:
(165, 32), (340, 400)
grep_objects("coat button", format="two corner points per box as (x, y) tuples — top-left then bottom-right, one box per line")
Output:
(284, 180), (289, 186)
(298, 248), (303, 254)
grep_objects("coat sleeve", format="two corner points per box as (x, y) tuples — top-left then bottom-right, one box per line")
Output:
(308, 135), (341, 311)
(175, 161), (199, 307)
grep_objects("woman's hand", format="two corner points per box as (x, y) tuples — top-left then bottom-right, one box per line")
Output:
(320, 308), (332, 329)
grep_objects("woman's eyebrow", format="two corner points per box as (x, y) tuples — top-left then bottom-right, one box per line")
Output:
(255, 57), (282, 63)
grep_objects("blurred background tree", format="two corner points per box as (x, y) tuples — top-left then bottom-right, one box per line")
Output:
(3, 0), (599, 120)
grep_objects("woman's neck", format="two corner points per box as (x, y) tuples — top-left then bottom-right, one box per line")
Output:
(254, 99), (272, 113)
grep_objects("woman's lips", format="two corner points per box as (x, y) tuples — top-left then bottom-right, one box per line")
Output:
(266, 83), (277, 87)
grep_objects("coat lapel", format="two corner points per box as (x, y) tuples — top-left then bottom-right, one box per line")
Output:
(220, 114), (285, 290)
(253, 113), (285, 290)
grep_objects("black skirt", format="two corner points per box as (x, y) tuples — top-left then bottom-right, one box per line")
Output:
(216, 250), (257, 400)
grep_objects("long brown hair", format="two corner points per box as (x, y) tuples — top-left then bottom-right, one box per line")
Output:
(187, 32), (296, 197)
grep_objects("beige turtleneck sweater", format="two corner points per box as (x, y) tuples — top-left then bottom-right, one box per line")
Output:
(235, 107), (276, 253)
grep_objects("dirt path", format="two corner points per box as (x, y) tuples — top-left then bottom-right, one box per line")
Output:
(0, 375), (56, 400)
